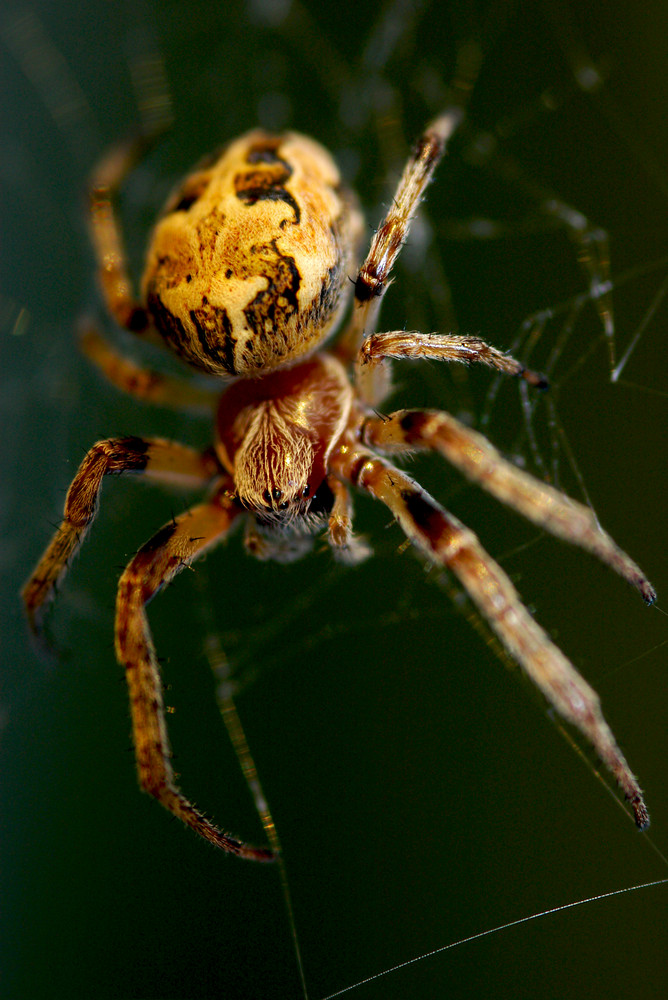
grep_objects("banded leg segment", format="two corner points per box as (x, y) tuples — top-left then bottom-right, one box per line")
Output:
(331, 438), (649, 829)
(114, 494), (273, 859)
(89, 133), (163, 335)
(337, 108), (465, 367)
(22, 437), (219, 632)
(326, 475), (372, 565)
(80, 324), (219, 413)
(358, 332), (548, 389)
(362, 409), (656, 605)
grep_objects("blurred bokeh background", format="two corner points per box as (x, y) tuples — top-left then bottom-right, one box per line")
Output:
(2, 1), (667, 997)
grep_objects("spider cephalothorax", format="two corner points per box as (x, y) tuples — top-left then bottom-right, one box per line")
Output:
(215, 353), (352, 519)
(23, 105), (655, 859)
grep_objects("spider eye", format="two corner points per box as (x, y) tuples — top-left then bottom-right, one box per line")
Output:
(302, 484), (310, 497)
(272, 488), (283, 501)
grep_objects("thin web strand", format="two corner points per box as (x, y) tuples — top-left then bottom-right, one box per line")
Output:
(320, 878), (668, 999)
(194, 571), (309, 1000)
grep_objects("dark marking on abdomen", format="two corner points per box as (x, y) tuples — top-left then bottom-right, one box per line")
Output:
(234, 137), (301, 225)
(190, 297), (237, 376)
(147, 291), (191, 360)
(243, 240), (300, 349)
(147, 290), (236, 376)
(164, 171), (212, 215)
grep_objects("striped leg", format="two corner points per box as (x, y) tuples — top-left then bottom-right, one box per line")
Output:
(358, 331), (548, 389)
(342, 41), (482, 352)
(80, 324), (219, 413)
(88, 133), (165, 336)
(331, 437), (650, 829)
(362, 408), (656, 605)
(114, 492), (273, 859)
(89, 136), (152, 334)
(326, 475), (372, 565)
(337, 107), (465, 376)
(22, 437), (219, 633)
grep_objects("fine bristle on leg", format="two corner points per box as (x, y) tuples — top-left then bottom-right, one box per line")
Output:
(115, 490), (275, 859)
(363, 409), (656, 606)
(332, 436), (650, 829)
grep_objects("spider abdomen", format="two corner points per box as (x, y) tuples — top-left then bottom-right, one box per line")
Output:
(215, 353), (352, 515)
(142, 131), (364, 379)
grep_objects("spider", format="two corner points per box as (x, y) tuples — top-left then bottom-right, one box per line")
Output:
(23, 102), (656, 860)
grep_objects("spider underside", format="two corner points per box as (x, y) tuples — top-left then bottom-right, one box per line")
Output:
(23, 104), (656, 859)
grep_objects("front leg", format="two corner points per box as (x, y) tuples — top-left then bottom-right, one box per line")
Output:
(22, 437), (219, 634)
(355, 330), (547, 404)
(326, 475), (372, 565)
(115, 492), (273, 859)
(358, 331), (548, 396)
(336, 107), (465, 367)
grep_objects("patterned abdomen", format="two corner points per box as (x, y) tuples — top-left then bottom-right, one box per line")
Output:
(143, 131), (363, 378)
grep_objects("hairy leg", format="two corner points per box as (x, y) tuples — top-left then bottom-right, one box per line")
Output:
(88, 133), (163, 336)
(344, 40), (481, 344)
(336, 107), (465, 375)
(114, 492), (273, 858)
(326, 475), (372, 564)
(80, 323), (218, 413)
(22, 437), (219, 633)
(359, 331), (547, 390)
(362, 408), (655, 605)
(331, 436), (650, 829)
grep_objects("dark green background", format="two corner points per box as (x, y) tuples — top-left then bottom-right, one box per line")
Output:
(3, 1), (667, 998)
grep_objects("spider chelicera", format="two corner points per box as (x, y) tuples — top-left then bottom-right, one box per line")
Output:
(23, 103), (655, 859)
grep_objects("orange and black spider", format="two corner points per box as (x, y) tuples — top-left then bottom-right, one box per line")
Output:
(23, 103), (655, 860)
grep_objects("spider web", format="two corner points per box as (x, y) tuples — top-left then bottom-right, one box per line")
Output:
(3, 2), (668, 999)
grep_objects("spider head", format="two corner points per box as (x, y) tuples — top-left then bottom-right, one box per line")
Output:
(242, 479), (316, 521)
(215, 355), (353, 523)
(221, 394), (321, 521)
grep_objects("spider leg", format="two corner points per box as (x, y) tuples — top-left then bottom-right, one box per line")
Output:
(22, 437), (219, 634)
(80, 322), (219, 413)
(331, 436), (650, 829)
(89, 133), (164, 337)
(362, 408), (656, 605)
(339, 42), (485, 366)
(114, 491), (273, 859)
(337, 106), (465, 372)
(326, 475), (372, 565)
(358, 331), (548, 393)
